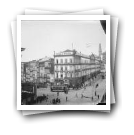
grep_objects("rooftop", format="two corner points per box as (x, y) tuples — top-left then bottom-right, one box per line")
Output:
(38, 56), (52, 62)
(63, 49), (73, 52)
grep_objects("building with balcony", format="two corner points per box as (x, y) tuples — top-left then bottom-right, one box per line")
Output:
(54, 49), (101, 86)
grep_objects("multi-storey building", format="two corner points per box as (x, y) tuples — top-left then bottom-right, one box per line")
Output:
(38, 59), (46, 83)
(101, 51), (106, 71)
(21, 60), (39, 83)
(21, 57), (54, 85)
(38, 57), (54, 84)
(21, 62), (26, 82)
(54, 49), (101, 86)
(90, 53), (101, 73)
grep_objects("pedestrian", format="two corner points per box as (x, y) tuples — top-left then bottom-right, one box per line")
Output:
(95, 91), (96, 96)
(56, 98), (58, 104)
(96, 84), (98, 88)
(66, 96), (67, 102)
(98, 95), (99, 99)
(59, 99), (60, 103)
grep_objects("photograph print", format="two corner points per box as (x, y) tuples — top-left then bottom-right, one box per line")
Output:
(17, 15), (110, 110)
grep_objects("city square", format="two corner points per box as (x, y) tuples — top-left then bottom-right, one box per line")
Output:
(35, 74), (106, 105)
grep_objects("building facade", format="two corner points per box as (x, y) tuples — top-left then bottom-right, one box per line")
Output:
(23, 60), (42, 83)
(38, 57), (54, 84)
(101, 51), (106, 71)
(54, 49), (101, 86)
(21, 57), (54, 86)
(102, 51), (106, 64)
(21, 62), (26, 82)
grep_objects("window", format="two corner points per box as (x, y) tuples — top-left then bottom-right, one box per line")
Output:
(56, 59), (58, 64)
(40, 67), (44, 70)
(70, 58), (72, 63)
(45, 62), (48, 67)
(61, 66), (63, 71)
(65, 66), (67, 71)
(56, 66), (58, 71)
(65, 59), (67, 63)
(70, 73), (72, 78)
(60, 59), (63, 64)
(70, 66), (72, 71)
(65, 73), (67, 77)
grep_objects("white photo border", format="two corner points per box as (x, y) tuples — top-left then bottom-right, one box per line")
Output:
(17, 15), (110, 110)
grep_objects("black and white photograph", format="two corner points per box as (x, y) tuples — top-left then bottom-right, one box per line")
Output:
(17, 15), (110, 110)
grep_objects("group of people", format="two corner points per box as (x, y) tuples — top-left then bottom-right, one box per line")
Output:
(22, 94), (48, 105)
(52, 98), (61, 104)
(36, 94), (48, 104)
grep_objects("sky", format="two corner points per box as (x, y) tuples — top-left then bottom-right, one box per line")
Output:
(21, 20), (106, 62)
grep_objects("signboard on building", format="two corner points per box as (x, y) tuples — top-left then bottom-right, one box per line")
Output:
(56, 52), (73, 56)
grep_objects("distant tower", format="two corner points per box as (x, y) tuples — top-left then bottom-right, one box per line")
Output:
(99, 43), (102, 57)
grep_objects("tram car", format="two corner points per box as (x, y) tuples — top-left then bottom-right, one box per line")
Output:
(50, 85), (69, 94)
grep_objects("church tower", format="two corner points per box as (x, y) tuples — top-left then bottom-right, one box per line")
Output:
(99, 43), (102, 60)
